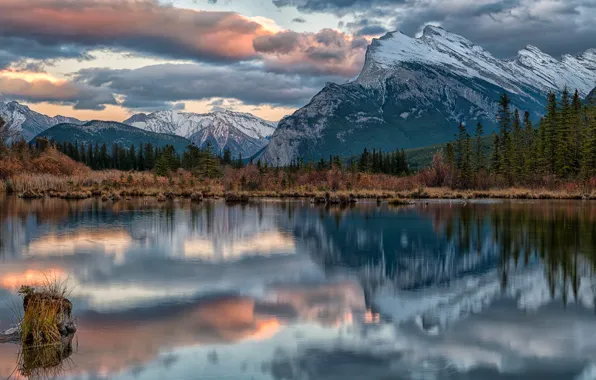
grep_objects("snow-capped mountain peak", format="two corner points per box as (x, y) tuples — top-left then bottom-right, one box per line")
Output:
(261, 27), (596, 165)
(124, 109), (277, 157)
(357, 27), (596, 97)
(0, 101), (84, 141)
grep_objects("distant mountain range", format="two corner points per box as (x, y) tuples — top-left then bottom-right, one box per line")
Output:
(36, 121), (191, 153)
(1, 101), (276, 157)
(124, 110), (276, 158)
(260, 25), (596, 165)
(0, 101), (84, 142)
(589, 87), (596, 103)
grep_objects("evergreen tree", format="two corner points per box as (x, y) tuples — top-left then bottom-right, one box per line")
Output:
(556, 87), (573, 177)
(144, 143), (155, 170)
(496, 93), (512, 181)
(137, 144), (145, 171)
(473, 122), (485, 173)
(544, 92), (558, 174)
(511, 109), (523, 182)
(444, 143), (455, 168)
(490, 133), (500, 173)
(522, 111), (535, 181)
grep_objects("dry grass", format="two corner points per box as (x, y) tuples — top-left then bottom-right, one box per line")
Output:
(387, 198), (414, 206)
(18, 275), (73, 346)
(3, 155), (596, 201)
(19, 335), (74, 379)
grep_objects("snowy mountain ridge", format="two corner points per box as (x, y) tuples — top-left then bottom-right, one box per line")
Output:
(124, 110), (277, 158)
(261, 26), (596, 165)
(0, 101), (84, 142)
(357, 25), (596, 96)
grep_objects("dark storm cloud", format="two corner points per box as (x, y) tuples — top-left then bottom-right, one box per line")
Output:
(0, 37), (92, 69)
(274, 0), (596, 58)
(73, 63), (339, 108)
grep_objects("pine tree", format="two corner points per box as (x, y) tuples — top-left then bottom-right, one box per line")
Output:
(544, 92), (558, 175)
(444, 143), (455, 168)
(522, 111), (534, 181)
(144, 143), (155, 170)
(455, 122), (467, 171)
(459, 132), (473, 188)
(496, 93), (512, 181)
(556, 87), (573, 177)
(582, 100), (596, 178)
(571, 90), (583, 175)
(490, 133), (500, 173)
(511, 109), (523, 182)
(473, 122), (485, 173)
(137, 144), (145, 171)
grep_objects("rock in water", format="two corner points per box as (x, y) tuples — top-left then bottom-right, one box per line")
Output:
(22, 291), (76, 344)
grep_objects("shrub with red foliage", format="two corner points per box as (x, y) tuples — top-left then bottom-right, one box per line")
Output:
(27, 148), (90, 176)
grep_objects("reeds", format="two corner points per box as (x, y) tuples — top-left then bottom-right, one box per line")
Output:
(18, 275), (73, 346)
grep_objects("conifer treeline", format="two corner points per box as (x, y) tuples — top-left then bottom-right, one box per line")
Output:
(52, 141), (242, 178)
(446, 88), (596, 188)
(280, 148), (410, 175)
(353, 148), (409, 175)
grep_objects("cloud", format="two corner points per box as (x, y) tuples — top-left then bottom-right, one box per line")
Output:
(0, 70), (117, 110)
(0, 0), (271, 63)
(254, 29), (368, 76)
(72, 62), (342, 109)
(275, 0), (596, 58)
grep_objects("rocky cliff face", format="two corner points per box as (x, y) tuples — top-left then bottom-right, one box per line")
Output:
(261, 26), (596, 165)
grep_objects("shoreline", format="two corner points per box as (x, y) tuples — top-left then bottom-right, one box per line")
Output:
(4, 187), (595, 201)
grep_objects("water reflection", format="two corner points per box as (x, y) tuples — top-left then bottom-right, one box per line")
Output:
(1, 196), (596, 379)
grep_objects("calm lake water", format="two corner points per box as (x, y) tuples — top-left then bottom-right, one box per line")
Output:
(1, 196), (596, 380)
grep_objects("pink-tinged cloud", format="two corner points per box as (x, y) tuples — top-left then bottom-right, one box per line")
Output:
(0, 0), (270, 62)
(254, 29), (369, 77)
(0, 0), (369, 79)
(0, 70), (117, 110)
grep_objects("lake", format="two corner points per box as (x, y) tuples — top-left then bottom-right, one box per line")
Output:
(0, 196), (595, 380)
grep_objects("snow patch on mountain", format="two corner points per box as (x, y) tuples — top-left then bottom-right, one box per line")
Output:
(124, 110), (277, 157)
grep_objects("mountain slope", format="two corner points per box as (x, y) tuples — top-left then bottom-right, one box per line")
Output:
(261, 26), (596, 165)
(0, 101), (84, 142)
(588, 87), (596, 103)
(124, 110), (276, 157)
(35, 121), (191, 152)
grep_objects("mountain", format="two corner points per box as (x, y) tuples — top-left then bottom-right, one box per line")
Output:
(124, 110), (276, 158)
(589, 87), (596, 103)
(261, 26), (596, 165)
(35, 121), (191, 152)
(0, 101), (84, 142)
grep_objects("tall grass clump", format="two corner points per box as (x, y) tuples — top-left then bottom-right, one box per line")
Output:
(18, 276), (74, 346)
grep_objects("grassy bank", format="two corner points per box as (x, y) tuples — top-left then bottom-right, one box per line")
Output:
(2, 145), (596, 201)
(3, 169), (596, 200)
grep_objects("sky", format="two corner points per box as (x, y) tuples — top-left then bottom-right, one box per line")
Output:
(0, 0), (595, 122)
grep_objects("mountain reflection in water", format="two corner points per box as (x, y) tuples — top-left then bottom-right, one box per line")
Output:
(0, 196), (595, 379)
